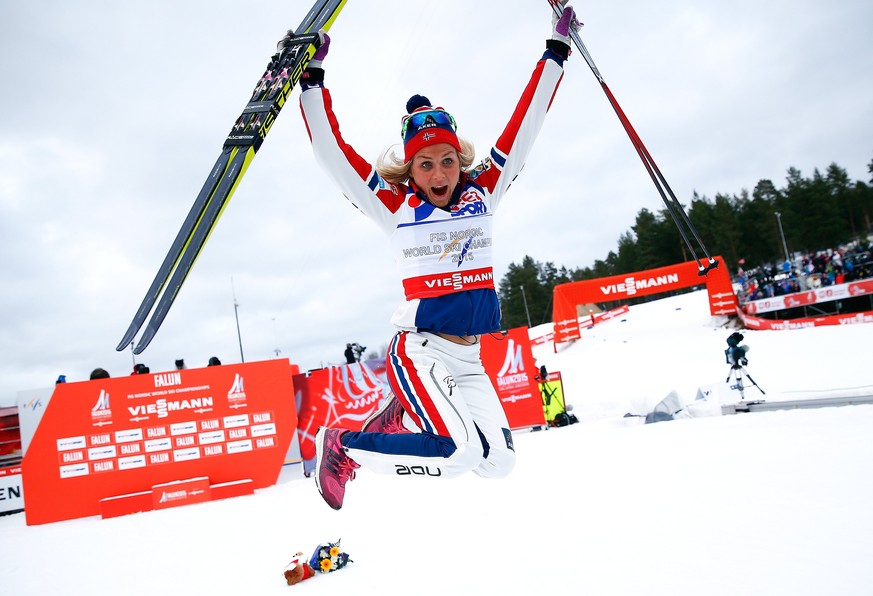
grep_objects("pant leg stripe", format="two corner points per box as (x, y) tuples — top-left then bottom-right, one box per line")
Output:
(392, 333), (450, 437)
(387, 333), (433, 433)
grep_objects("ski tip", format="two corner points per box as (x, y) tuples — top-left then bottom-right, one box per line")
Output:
(133, 328), (155, 355)
(116, 329), (137, 352)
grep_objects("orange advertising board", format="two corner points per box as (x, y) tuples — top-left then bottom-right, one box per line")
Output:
(22, 359), (298, 525)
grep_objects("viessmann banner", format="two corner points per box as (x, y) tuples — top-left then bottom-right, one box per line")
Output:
(22, 359), (298, 525)
(552, 257), (736, 345)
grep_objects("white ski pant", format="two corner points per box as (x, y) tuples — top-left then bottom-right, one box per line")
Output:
(343, 331), (515, 479)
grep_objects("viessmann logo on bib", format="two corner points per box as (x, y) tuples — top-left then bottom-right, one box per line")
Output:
(402, 267), (495, 299)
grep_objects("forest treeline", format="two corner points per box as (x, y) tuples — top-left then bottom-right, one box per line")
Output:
(497, 158), (873, 329)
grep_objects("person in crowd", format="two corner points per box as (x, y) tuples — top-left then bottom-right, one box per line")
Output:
(208, 356), (222, 366)
(89, 368), (110, 380)
(298, 2), (579, 510)
(132, 363), (150, 375)
(174, 359), (186, 370)
(344, 344), (356, 365)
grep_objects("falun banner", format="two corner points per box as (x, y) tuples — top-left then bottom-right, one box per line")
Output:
(480, 327), (546, 429)
(22, 358), (298, 525)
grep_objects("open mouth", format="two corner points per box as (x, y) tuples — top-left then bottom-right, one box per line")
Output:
(430, 185), (449, 199)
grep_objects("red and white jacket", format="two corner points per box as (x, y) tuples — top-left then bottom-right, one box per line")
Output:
(300, 49), (565, 336)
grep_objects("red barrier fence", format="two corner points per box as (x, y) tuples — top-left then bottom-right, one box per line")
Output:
(737, 307), (873, 330)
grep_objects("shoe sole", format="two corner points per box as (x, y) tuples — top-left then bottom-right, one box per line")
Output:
(313, 428), (341, 510)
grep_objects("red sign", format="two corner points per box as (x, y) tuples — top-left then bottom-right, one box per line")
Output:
(294, 363), (384, 463)
(152, 476), (212, 510)
(22, 359), (299, 525)
(480, 327), (546, 429)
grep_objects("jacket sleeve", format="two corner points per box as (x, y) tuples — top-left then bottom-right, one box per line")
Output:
(472, 50), (566, 210)
(299, 86), (406, 235)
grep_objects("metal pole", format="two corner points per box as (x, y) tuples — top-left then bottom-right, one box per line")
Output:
(520, 285), (533, 328)
(231, 277), (245, 363)
(775, 211), (790, 262)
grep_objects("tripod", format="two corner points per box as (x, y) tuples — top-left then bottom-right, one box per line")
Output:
(726, 363), (766, 400)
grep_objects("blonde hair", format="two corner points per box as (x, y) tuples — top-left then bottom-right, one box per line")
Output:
(376, 137), (477, 185)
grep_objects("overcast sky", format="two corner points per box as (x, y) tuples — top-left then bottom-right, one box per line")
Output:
(1, 0), (871, 402)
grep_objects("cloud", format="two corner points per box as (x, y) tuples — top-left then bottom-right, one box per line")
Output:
(0, 0), (871, 403)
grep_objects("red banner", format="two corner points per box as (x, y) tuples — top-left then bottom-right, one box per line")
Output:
(22, 358), (299, 525)
(480, 327), (546, 429)
(294, 363), (384, 463)
(737, 307), (873, 330)
(744, 278), (873, 314)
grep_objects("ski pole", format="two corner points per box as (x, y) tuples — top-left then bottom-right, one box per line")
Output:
(548, 1), (718, 276)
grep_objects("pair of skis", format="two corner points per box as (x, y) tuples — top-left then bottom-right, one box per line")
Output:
(116, 0), (347, 355)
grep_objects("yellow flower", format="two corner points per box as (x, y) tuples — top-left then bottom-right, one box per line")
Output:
(320, 558), (333, 572)
(330, 546), (340, 558)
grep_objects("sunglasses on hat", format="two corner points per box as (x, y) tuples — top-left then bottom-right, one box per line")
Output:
(400, 108), (457, 141)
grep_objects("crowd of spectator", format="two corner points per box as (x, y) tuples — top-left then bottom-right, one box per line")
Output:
(55, 356), (223, 386)
(736, 240), (873, 303)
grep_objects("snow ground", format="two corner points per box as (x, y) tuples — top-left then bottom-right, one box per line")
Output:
(2, 290), (872, 595)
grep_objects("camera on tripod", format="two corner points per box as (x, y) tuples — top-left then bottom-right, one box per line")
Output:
(725, 332), (749, 368)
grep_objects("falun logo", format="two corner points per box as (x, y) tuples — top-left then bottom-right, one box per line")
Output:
(496, 339), (529, 390)
(497, 340), (524, 376)
(91, 389), (112, 424)
(159, 490), (188, 504)
(228, 373), (247, 405)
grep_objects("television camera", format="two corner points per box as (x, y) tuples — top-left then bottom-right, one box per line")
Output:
(725, 332), (749, 367)
(724, 332), (765, 399)
(350, 342), (367, 361)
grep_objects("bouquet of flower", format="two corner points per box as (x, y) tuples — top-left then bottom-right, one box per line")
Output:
(309, 539), (352, 573)
(283, 539), (352, 586)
